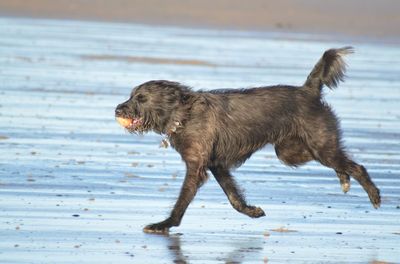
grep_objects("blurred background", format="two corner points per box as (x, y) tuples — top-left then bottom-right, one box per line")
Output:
(0, 0), (400, 40)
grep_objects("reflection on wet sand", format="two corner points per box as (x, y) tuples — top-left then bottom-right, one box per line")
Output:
(162, 233), (263, 264)
(167, 234), (188, 264)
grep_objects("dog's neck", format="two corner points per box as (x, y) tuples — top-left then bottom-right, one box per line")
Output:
(161, 99), (194, 135)
(159, 120), (182, 148)
(160, 106), (191, 148)
(166, 120), (183, 135)
(159, 92), (198, 147)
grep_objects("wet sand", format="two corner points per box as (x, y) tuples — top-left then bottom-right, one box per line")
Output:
(0, 17), (400, 263)
(0, 0), (399, 39)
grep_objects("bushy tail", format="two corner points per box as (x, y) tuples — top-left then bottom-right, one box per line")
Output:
(304, 47), (354, 96)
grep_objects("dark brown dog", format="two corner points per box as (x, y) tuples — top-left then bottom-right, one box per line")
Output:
(115, 47), (381, 234)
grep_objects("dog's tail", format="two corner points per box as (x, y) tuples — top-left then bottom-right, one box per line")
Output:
(304, 47), (354, 96)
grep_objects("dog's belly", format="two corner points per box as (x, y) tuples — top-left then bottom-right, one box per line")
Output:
(212, 128), (275, 168)
(211, 112), (298, 168)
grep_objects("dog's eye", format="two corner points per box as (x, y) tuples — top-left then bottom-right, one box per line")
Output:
(136, 94), (147, 103)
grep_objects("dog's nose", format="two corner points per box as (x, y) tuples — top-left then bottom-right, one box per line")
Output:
(115, 106), (124, 116)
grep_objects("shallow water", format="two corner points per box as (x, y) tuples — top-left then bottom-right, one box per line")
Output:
(0, 17), (399, 263)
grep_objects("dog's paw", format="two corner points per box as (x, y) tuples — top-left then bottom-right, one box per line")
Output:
(341, 182), (351, 193)
(143, 224), (169, 234)
(338, 174), (351, 194)
(246, 206), (266, 218)
(368, 187), (381, 209)
(143, 220), (172, 234)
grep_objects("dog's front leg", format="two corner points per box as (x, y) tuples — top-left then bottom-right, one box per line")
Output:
(143, 160), (207, 234)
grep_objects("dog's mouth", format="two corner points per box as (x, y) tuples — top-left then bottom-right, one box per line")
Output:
(116, 116), (143, 130)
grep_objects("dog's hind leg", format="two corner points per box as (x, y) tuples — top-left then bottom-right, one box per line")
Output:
(341, 159), (380, 208)
(210, 166), (265, 218)
(309, 142), (380, 208)
(275, 137), (353, 194)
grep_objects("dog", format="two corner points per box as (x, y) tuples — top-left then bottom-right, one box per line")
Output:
(115, 47), (381, 234)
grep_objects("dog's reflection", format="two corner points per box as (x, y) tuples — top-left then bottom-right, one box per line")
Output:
(163, 233), (263, 264)
(167, 234), (188, 264)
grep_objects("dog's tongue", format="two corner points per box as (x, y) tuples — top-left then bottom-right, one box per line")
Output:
(116, 117), (142, 129)
(130, 118), (142, 128)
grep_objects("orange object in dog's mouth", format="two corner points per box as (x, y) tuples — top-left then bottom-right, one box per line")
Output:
(116, 117), (143, 129)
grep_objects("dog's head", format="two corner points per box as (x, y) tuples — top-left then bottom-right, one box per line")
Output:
(115, 80), (192, 134)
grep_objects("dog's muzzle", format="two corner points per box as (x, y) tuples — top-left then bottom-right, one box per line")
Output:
(115, 104), (143, 130)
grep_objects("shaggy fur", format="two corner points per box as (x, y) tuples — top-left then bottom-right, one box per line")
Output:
(115, 47), (381, 234)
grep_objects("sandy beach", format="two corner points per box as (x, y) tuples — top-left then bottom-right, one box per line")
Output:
(0, 0), (399, 39)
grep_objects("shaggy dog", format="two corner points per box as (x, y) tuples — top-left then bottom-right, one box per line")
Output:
(115, 47), (381, 234)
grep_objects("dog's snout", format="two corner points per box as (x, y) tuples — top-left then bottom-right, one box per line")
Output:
(115, 108), (122, 116)
(115, 104), (126, 116)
